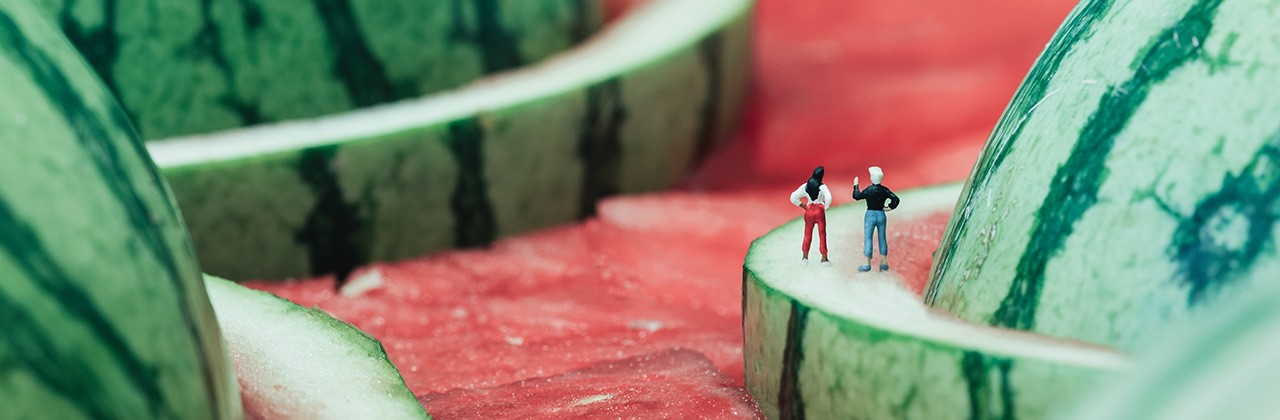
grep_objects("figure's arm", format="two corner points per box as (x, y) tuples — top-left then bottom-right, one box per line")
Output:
(886, 188), (900, 211)
(818, 185), (833, 207)
(851, 177), (864, 200)
(790, 185), (806, 207)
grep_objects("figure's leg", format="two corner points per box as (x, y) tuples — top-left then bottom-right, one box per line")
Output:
(802, 210), (816, 264)
(877, 212), (890, 271)
(817, 207), (829, 264)
(860, 212), (873, 272)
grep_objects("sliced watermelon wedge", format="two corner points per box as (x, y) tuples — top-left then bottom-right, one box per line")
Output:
(743, 184), (1131, 419)
(149, 0), (754, 281)
(418, 349), (761, 418)
(204, 275), (426, 419)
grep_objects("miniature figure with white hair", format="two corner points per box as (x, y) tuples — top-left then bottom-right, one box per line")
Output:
(852, 166), (900, 272)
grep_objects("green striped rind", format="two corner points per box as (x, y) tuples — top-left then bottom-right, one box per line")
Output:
(204, 275), (427, 419)
(0, 3), (237, 419)
(1063, 281), (1280, 420)
(743, 184), (1129, 419)
(156, 0), (754, 281)
(32, 0), (601, 140)
(925, 0), (1280, 351)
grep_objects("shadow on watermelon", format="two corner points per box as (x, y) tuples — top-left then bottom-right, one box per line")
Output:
(247, 0), (1078, 416)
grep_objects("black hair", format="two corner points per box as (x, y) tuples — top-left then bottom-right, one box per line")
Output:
(805, 166), (824, 201)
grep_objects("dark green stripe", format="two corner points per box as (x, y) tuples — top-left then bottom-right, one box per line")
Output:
(926, 0), (1113, 303)
(693, 32), (725, 164)
(191, 0), (262, 126)
(0, 288), (105, 419)
(1162, 134), (1280, 305)
(57, 0), (119, 94)
(777, 300), (809, 420)
(295, 146), (366, 284)
(960, 352), (1017, 420)
(311, 0), (401, 107)
(469, 0), (523, 73)
(577, 79), (626, 218)
(447, 118), (497, 247)
(567, 0), (595, 44)
(992, 0), (1224, 330)
(0, 199), (164, 418)
(0, 10), (216, 416)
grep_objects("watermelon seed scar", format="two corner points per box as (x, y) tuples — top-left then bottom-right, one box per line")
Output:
(777, 300), (809, 420)
(0, 11), (212, 417)
(926, 0), (1114, 302)
(1153, 134), (1280, 306)
(578, 78), (626, 218)
(296, 146), (366, 284)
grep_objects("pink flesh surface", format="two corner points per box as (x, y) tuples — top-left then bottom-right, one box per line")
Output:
(417, 349), (762, 419)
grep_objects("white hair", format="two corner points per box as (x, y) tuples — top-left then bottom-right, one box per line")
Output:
(869, 166), (884, 184)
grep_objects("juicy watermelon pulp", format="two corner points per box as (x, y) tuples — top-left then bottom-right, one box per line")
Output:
(246, 0), (1078, 416)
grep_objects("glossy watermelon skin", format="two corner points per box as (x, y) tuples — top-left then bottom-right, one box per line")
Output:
(34, 0), (602, 140)
(162, 0), (754, 281)
(0, 2), (236, 418)
(925, 0), (1280, 352)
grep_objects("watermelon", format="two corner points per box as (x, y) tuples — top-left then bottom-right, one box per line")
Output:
(418, 349), (760, 418)
(147, 0), (754, 281)
(0, 2), (237, 418)
(204, 275), (425, 419)
(924, 0), (1280, 352)
(1063, 281), (1280, 420)
(35, 0), (602, 140)
(742, 184), (1131, 419)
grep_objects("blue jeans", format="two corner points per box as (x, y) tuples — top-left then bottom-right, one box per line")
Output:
(864, 210), (887, 258)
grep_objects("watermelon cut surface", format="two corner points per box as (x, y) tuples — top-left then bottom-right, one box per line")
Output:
(205, 275), (425, 419)
(418, 349), (760, 419)
(742, 184), (1130, 419)
(147, 0), (753, 281)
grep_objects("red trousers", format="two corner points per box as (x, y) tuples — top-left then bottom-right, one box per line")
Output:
(802, 203), (827, 256)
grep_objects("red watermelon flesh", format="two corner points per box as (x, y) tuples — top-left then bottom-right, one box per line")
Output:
(417, 349), (761, 419)
(688, 0), (1079, 190)
(244, 0), (1079, 416)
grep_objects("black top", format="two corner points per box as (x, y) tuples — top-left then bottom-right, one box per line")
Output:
(852, 184), (899, 211)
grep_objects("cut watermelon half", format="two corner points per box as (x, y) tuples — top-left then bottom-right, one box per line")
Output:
(147, 0), (754, 281)
(204, 275), (425, 419)
(743, 184), (1131, 419)
(418, 349), (761, 418)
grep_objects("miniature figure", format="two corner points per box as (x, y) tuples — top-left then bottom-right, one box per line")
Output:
(790, 166), (832, 266)
(852, 166), (899, 272)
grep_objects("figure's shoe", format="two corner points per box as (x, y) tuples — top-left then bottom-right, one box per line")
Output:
(858, 264), (871, 272)
(879, 264), (890, 272)
(821, 260), (832, 267)
(800, 258), (809, 267)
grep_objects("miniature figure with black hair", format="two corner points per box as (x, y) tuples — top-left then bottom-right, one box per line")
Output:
(790, 166), (832, 266)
